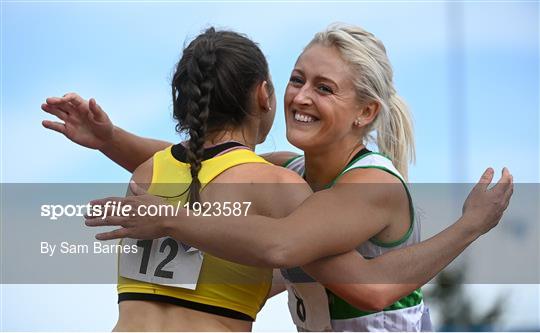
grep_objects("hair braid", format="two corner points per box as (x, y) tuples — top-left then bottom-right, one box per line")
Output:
(174, 28), (217, 204)
(171, 27), (271, 204)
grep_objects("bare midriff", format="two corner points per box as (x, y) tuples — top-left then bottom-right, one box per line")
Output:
(113, 300), (252, 332)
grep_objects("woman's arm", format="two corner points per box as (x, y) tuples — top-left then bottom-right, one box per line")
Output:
(41, 93), (301, 171)
(42, 92), (171, 172)
(299, 251), (416, 312)
(166, 168), (510, 267)
(157, 178), (490, 312)
(161, 168), (510, 312)
(91, 168), (393, 265)
(301, 212), (478, 312)
(103, 126), (170, 172)
(88, 167), (511, 313)
(89, 168), (512, 288)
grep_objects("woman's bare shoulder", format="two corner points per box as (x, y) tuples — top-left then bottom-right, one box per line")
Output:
(214, 162), (305, 184)
(336, 166), (402, 184)
(333, 167), (407, 220)
(210, 163), (312, 218)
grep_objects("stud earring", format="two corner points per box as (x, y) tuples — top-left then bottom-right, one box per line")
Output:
(354, 118), (362, 127)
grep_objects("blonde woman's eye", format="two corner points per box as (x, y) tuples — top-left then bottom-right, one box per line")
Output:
(318, 85), (333, 94)
(289, 76), (304, 85)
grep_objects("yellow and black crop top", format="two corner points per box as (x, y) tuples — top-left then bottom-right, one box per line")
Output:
(117, 142), (272, 321)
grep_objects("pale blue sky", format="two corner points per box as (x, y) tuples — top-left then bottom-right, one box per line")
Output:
(1, 1), (539, 331)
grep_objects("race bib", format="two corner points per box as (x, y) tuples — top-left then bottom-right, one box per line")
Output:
(119, 237), (203, 290)
(286, 282), (333, 331)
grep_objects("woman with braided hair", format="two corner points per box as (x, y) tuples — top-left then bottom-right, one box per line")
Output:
(44, 24), (512, 331)
(46, 27), (295, 331)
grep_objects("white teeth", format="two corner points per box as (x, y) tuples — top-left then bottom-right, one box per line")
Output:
(294, 112), (315, 123)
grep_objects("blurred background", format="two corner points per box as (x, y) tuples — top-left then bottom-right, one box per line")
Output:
(1, 0), (538, 331)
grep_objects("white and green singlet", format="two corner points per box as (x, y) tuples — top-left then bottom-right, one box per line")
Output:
(281, 149), (433, 332)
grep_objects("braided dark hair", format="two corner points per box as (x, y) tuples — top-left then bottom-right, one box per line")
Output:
(172, 27), (272, 204)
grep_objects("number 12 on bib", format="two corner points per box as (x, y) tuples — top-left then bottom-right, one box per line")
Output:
(119, 237), (203, 290)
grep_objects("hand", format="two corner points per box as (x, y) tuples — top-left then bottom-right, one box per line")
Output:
(462, 167), (514, 235)
(41, 92), (114, 150)
(85, 181), (183, 240)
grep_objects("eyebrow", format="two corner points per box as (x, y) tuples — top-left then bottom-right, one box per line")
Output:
(292, 68), (339, 88)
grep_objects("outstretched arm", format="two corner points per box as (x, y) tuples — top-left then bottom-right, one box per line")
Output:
(303, 251), (418, 311)
(42, 92), (171, 172)
(300, 168), (511, 311)
(101, 127), (170, 172)
(152, 169), (509, 267)
(301, 213), (479, 311)
(88, 168), (512, 311)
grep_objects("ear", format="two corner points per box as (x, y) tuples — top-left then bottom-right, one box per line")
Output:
(354, 101), (380, 127)
(256, 80), (272, 113)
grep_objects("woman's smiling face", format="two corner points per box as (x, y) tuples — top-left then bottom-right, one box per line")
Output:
(284, 43), (362, 152)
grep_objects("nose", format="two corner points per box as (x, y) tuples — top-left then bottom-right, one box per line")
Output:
(292, 85), (313, 106)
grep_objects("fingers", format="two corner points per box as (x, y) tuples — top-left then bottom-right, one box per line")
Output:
(89, 197), (126, 207)
(62, 92), (85, 107)
(46, 93), (86, 114)
(41, 103), (68, 121)
(502, 187), (513, 211)
(88, 98), (98, 120)
(473, 167), (494, 192)
(96, 228), (129, 241)
(45, 96), (64, 105)
(46, 95), (76, 107)
(501, 174), (514, 211)
(88, 98), (106, 122)
(85, 215), (126, 227)
(492, 167), (512, 194)
(44, 97), (77, 115)
(42, 120), (66, 134)
(87, 197), (133, 220)
(56, 101), (77, 115)
(46, 93), (82, 105)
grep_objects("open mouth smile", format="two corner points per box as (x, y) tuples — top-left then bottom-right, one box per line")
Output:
(293, 110), (319, 123)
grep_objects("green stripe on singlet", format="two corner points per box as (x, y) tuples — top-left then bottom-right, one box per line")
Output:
(282, 155), (302, 168)
(328, 289), (423, 320)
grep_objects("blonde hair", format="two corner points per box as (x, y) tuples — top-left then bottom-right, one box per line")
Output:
(308, 24), (415, 179)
